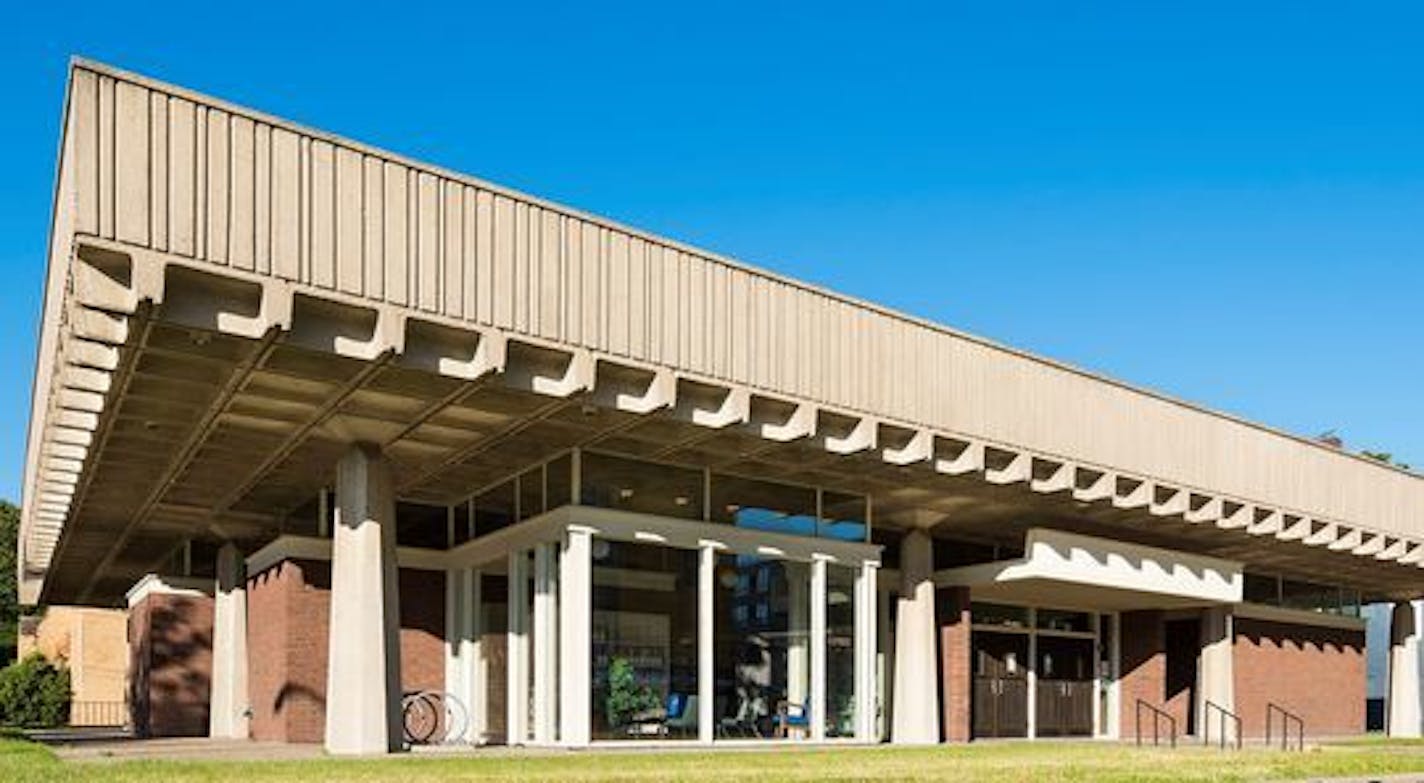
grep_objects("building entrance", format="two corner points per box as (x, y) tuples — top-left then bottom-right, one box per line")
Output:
(972, 631), (1030, 738)
(1033, 635), (1094, 737)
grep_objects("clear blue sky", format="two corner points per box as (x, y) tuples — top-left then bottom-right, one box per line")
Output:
(0, 2), (1420, 503)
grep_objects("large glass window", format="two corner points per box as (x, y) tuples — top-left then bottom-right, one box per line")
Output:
(713, 554), (811, 740)
(547, 453), (573, 509)
(590, 540), (700, 740)
(518, 467), (544, 521)
(472, 479), (516, 537)
(712, 474), (816, 536)
(820, 492), (868, 541)
(581, 452), (705, 520)
(825, 564), (858, 738)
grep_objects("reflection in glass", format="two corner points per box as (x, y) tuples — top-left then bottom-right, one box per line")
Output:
(581, 452), (705, 520)
(819, 491), (868, 541)
(713, 555), (810, 740)
(590, 540), (699, 740)
(712, 474), (816, 536)
(971, 602), (1030, 630)
(546, 453), (573, 509)
(825, 564), (858, 738)
(473, 480), (516, 538)
(518, 467), (543, 521)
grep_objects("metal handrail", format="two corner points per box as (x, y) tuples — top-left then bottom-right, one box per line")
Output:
(1202, 700), (1242, 750)
(1135, 699), (1177, 748)
(1266, 702), (1305, 751)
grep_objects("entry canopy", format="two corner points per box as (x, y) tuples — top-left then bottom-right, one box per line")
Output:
(937, 528), (1243, 611)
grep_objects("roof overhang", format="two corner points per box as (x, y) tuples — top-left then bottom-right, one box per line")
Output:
(937, 527), (1242, 611)
(18, 59), (1424, 605)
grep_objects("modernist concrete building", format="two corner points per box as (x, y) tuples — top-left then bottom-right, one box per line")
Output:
(18, 59), (1424, 753)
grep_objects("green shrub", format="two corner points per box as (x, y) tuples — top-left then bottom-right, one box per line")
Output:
(0, 654), (71, 728)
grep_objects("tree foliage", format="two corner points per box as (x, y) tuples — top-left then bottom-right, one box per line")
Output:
(0, 501), (16, 665)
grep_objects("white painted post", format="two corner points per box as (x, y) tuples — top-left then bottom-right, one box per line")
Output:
(507, 550), (530, 745)
(810, 556), (828, 742)
(465, 568), (485, 743)
(1389, 600), (1423, 738)
(1027, 607), (1038, 741)
(324, 444), (402, 754)
(559, 527), (593, 746)
(444, 567), (463, 737)
(698, 543), (717, 744)
(209, 543), (249, 739)
(533, 542), (557, 744)
(891, 529), (940, 744)
(856, 560), (879, 742)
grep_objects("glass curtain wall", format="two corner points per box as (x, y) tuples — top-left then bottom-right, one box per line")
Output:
(590, 540), (700, 740)
(713, 554), (811, 739)
(825, 564), (858, 738)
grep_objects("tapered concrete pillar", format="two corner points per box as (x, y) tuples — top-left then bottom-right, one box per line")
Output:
(892, 529), (940, 744)
(1389, 600), (1423, 738)
(209, 543), (249, 739)
(324, 444), (402, 754)
(1198, 606), (1235, 745)
(558, 527), (593, 746)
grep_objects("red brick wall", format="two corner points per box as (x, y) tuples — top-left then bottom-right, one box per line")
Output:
(1234, 616), (1366, 738)
(127, 591), (214, 738)
(245, 559), (445, 743)
(1118, 610), (1166, 740)
(937, 586), (971, 742)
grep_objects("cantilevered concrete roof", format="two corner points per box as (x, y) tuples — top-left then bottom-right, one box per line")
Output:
(20, 59), (1424, 605)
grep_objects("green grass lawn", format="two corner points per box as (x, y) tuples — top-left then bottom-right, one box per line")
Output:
(4, 738), (1424, 782)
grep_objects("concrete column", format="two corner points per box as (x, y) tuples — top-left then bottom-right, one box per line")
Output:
(810, 557), (828, 741)
(855, 560), (879, 742)
(891, 529), (940, 744)
(209, 543), (249, 739)
(324, 444), (402, 754)
(877, 573), (892, 741)
(1198, 606), (1236, 745)
(697, 543), (717, 744)
(532, 542), (558, 744)
(1389, 600), (1423, 738)
(787, 562), (810, 708)
(1026, 608), (1038, 740)
(444, 567), (483, 744)
(558, 527), (593, 746)
(507, 550), (530, 745)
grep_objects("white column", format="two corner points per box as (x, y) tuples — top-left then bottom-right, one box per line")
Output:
(209, 543), (249, 739)
(855, 561), (879, 742)
(1389, 600), (1423, 738)
(507, 550), (530, 745)
(533, 542), (558, 744)
(697, 543), (717, 744)
(466, 569), (486, 743)
(787, 562), (810, 709)
(877, 573), (892, 741)
(559, 527), (593, 746)
(444, 567), (483, 744)
(1026, 608), (1038, 740)
(810, 556), (828, 741)
(324, 444), (402, 754)
(1198, 606), (1236, 745)
(891, 529), (940, 744)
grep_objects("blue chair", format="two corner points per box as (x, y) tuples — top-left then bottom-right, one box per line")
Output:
(775, 699), (810, 739)
(664, 693), (698, 737)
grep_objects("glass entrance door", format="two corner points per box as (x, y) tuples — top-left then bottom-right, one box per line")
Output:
(972, 631), (1030, 738)
(1034, 636), (1094, 737)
